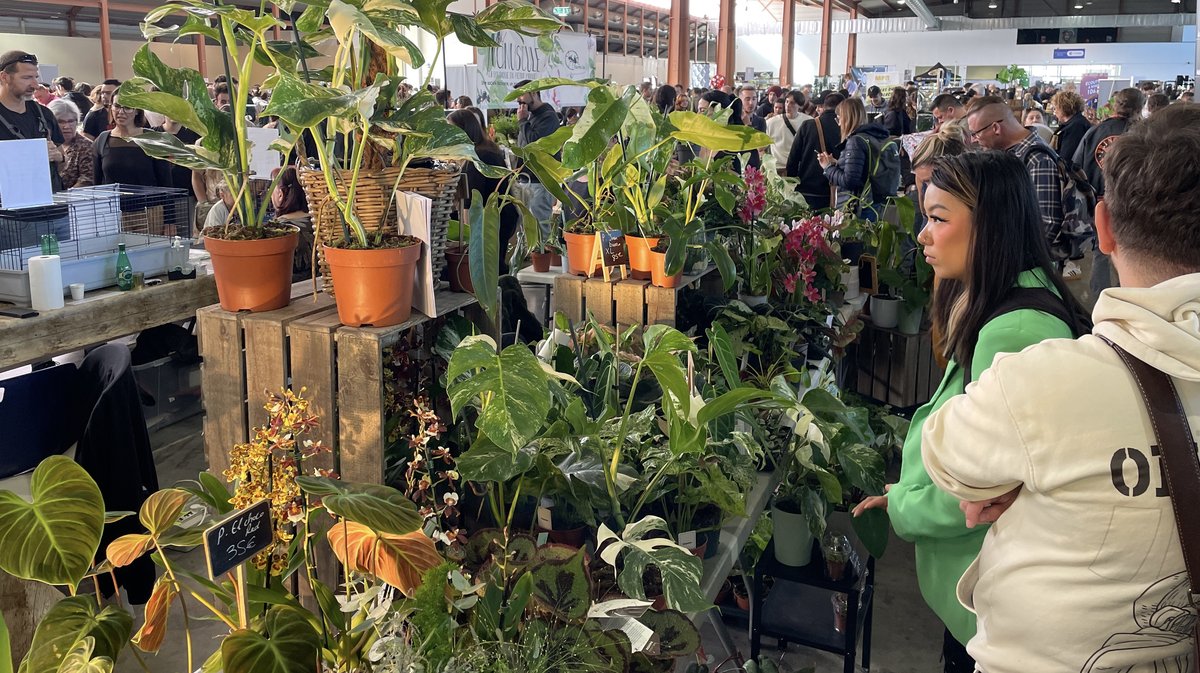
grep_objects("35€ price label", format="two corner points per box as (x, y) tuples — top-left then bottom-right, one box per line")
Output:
(203, 499), (272, 579)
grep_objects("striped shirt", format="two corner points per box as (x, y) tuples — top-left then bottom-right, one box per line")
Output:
(1007, 130), (1064, 239)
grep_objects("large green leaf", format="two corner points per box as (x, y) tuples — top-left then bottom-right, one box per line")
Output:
(852, 507), (890, 559)
(474, 1), (563, 34)
(668, 111), (772, 152)
(563, 86), (632, 170)
(327, 0), (425, 66)
(129, 131), (225, 171)
(455, 440), (534, 483)
(127, 45), (231, 160)
(0, 456), (103, 587)
(0, 611), (12, 673)
(293, 478), (422, 535)
(408, 0), (454, 37)
(468, 191), (500, 323)
(516, 148), (573, 205)
(221, 606), (319, 673)
(696, 388), (776, 427)
(636, 609), (701, 658)
(504, 77), (607, 101)
(447, 12), (498, 47)
(141, 13), (222, 43)
(446, 337), (553, 453)
(21, 596), (131, 673)
(596, 517), (708, 614)
(839, 443), (886, 496)
(529, 548), (591, 620)
(263, 75), (380, 128)
(116, 84), (203, 134)
(706, 324), (741, 391)
(55, 637), (112, 673)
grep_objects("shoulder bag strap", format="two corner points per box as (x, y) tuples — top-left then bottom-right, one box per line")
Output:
(813, 116), (836, 206)
(782, 115), (797, 136)
(1100, 335), (1200, 664)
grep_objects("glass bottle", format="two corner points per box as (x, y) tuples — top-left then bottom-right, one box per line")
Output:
(40, 234), (59, 256)
(115, 244), (133, 291)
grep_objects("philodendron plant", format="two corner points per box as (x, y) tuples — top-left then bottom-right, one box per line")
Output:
(505, 78), (772, 283)
(119, 2), (306, 238)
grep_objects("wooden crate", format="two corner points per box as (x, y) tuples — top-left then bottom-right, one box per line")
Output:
(848, 322), (944, 409)
(553, 266), (722, 329)
(198, 289), (478, 482)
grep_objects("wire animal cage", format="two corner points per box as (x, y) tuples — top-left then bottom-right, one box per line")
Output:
(0, 184), (190, 304)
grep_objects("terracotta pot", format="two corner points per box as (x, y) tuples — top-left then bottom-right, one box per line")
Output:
(324, 242), (421, 327)
(204, 230), (298, 312)
(648, 250), (681, 288)
(550, 252), (563, 267)
(531, 250), (552, 273)
(445, 243), (473, 293)
(686, 540), (709, 559)
(564, 231), (599, 277)
(734, 591), (750, 611)
(625, 234), (660, 281)
(715, 579), (733, 606)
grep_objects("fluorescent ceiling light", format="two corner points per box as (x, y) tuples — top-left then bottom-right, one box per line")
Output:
(987, 1), (996, 7)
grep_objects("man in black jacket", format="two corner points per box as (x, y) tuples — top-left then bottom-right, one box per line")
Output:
(0, 50), (64, 192)
(1073, 87), (1144, 297)
(786, 93), (843, 211)
(514, 79), (561, 240)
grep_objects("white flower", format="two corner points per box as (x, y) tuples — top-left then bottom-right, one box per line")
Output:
(443, 491), (459, 506)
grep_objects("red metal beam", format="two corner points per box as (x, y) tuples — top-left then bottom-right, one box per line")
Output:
(846, 4), (858, 70)
(715, 0), (735, 80)
(667, 0), (691, 86)
(818, 0), (833, 76)
(780, 0), (795, 85)
(99, 0), (114, 78)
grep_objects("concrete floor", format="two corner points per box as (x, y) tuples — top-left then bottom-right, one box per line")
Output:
(117, 412), (946, 673)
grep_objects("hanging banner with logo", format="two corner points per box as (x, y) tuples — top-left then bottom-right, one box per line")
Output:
(478, 30), (596, 109)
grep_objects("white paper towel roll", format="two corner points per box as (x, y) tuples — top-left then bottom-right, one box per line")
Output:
(28, 255), (65, 311)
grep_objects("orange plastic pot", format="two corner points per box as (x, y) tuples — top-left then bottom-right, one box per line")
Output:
(563, 231), (599, 277)
(648, 250), (681, 288)
(625, 234), (660, 281)
(204, 230), (298, 312)
(530, 250), (552, 272)
(324, 242), (421, 327)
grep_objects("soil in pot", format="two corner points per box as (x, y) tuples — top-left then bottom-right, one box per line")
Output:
(325, 236), (421, 327)
(625, 234), (660, 281)
(445, 242), (473, 293)
(564, 231), (599, 277)
(530, 250), (552, 272)
(648, 248), (681, 288)
(204, 226), (298, 312)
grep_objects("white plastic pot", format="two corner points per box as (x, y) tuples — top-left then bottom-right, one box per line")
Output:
(870, 294), (902, 329)
(898, 304), (924, 335)
(771, 504), (816, 567)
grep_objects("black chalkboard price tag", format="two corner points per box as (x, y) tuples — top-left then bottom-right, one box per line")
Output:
(203, 499), (272, 579)
(599, 230), (630, 267)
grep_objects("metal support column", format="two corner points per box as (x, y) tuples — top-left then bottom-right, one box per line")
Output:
(99, 0), (114, 78)
(716, 0), (735, 80)
(667, 0), (691, 87)
(818, 0), (833, 77)
(846, 5), (858, 71)
(780, 0), (795, 86)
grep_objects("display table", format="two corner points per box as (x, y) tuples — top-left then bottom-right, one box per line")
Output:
(197, 289), (478, 483)
(517, 265), (722, 329)
(0, 274), (218, 371)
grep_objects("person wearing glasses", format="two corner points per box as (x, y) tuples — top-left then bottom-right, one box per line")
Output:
(0, 51), (65, 192)
(47, 98), (93, 190)
(92, 93), (171, 188)
(82, 78), (120, 141)
(965, 96), (1065, 265)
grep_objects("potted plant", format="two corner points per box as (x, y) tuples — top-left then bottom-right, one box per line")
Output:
(648, 239), (681, 288)
(119, 12), (302, 312)
(265, 0), (561, 326)
(823, 533), (852, 581)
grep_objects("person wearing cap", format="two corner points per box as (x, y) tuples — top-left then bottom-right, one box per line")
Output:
(757, 85), (782, 118)
(0, 50), (64, 191)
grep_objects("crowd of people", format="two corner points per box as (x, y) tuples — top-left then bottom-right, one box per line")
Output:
(4, 47), (1199, 673)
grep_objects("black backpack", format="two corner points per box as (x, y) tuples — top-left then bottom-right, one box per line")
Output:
(961, 287), (1092, 386)
(856, 133), (901, 211)
(1020, 144), (1098, 261)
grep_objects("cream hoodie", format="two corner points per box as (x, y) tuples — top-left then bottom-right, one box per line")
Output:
(922, 273), (1200, 673)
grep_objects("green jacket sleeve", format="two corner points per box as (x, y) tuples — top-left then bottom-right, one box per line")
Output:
(889, 310), (1071, 542)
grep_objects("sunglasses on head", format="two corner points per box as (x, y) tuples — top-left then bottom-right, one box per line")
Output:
(0, 54), (38, 71)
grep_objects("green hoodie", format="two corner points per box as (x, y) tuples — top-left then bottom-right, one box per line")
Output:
(887, 269), (1075, 645)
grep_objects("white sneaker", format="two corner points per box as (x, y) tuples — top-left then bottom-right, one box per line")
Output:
(1062, 260), (1082, 281)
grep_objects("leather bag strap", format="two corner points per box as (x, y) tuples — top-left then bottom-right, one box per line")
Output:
(1101, 335), (1200, 661)
(813, 116), (836, 206)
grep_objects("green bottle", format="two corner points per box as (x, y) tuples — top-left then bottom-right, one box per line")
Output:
(40, 234), (59, 256)
(115, 244), (133, 291)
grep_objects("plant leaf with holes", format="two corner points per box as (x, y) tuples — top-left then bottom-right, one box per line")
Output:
(596, 516), (708, 613)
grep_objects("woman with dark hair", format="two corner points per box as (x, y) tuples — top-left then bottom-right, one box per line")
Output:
(92, 93), (171, 187)
(447, 108), (519, 273)
(270, 166), (314, 281)
(817, 98), (898, 219)
(853, 150), (1089, 673)
(654, 84), (677, 116)
(881, 86), (914, 137)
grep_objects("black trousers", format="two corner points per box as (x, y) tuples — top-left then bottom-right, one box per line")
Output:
(943, 628), (976, 673)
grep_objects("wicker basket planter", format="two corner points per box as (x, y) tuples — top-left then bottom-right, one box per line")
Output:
(298, 164), (461, 295)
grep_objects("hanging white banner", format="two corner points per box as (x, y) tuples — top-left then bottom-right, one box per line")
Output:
(477, 30), (596, 109)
